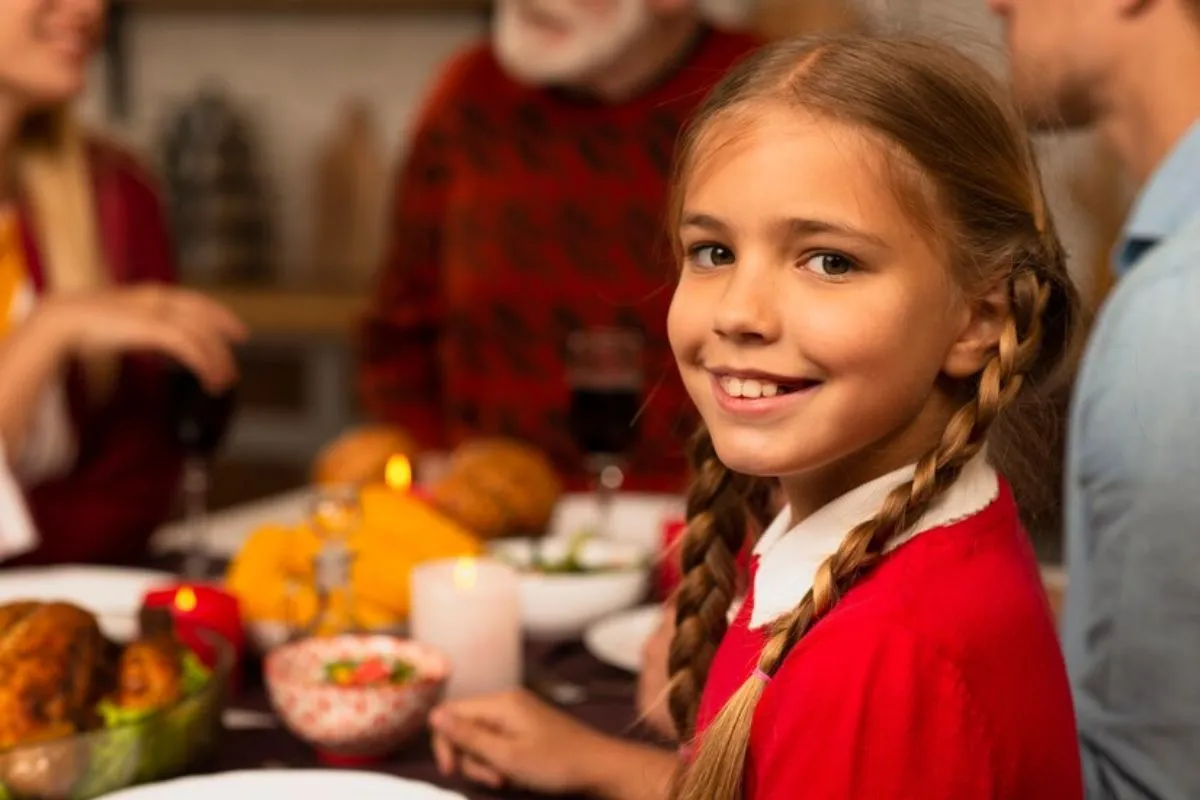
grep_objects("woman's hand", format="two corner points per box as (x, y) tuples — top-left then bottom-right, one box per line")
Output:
(33, 285), (247, 392)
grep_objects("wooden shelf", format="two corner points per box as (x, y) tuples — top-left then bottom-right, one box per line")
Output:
(201, 285), (369, 338)
(116, 0), (490, 10)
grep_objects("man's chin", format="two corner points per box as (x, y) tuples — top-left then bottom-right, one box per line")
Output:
(493, 30), (589, 86)
(1012, 76), (1098, 133)
(495, 51), (585, 87)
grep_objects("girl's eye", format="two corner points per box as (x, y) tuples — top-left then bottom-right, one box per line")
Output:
(801, 252), (855, 278)
(688, 244), (736, 269)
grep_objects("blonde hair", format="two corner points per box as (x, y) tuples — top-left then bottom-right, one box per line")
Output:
(16, 108), (114, 394)
(666, 34), (1080, 800)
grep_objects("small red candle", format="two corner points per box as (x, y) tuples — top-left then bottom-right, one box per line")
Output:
(142, 583), (245, 681)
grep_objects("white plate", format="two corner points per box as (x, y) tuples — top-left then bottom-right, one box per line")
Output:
(151, 489), (684, 559)
(150, 487), (314, 557)
(0, 565), (176, 640)
(584, 604), (664, 674)
(99, 770), (467, 799)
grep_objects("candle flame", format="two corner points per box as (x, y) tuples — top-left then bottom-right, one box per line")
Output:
(385, 454), (413, 492)
(452, 557), (477, 591)
(174, 586), (197, 613)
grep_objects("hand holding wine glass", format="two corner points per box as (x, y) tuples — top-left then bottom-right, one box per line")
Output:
(33, 284), (247, 392)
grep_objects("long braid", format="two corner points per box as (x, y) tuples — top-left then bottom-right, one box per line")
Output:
(672, 269), (1053, 800)
(667, 427), (770, 741)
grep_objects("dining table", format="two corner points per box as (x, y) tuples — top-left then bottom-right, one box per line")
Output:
(144, 550), (665, 800)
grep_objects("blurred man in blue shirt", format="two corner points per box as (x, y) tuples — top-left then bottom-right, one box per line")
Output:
(987, 0), (1200, 798)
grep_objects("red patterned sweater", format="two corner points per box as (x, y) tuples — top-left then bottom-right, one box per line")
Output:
(359, 28), (761, 492)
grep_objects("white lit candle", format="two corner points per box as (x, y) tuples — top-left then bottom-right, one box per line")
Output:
(410, 557), (522, 699)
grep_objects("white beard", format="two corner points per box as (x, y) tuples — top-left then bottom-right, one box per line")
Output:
(492, 0), (652, 87)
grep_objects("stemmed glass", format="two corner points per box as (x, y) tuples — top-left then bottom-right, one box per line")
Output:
(297, 483), (363, 639)
(168, 362), (237, 580)
(564, 328), (644, 539)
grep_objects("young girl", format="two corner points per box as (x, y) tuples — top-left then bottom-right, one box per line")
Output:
(666, 34), (1082, 799)
(428, 32), (1082, 800)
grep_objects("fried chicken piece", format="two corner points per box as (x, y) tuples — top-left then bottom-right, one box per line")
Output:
(0, 602), (107, 750)
(113, 636), (184, 713)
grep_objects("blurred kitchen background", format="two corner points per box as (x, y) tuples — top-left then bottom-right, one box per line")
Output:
(78, 0), (1124, 510)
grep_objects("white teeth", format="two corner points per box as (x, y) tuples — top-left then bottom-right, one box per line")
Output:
(720, 377), (782, 399)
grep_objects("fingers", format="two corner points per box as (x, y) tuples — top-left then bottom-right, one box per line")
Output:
(461, 754), (505, 789)
(431, 730), (459, 776)
(430, 708), (514, 766)
(432, 689), (532, 732)
(433, 728), (505, 790)
(125, 286), (247, 393)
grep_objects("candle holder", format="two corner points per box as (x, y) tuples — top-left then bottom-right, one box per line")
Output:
(141, 582), (246, 695)
(410, 558), (522, 700)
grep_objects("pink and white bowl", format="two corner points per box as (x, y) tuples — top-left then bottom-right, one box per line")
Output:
(264, 634), (449, 765)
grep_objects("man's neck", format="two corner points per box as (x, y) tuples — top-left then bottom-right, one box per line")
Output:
(583, 14), (705, 103)
(1097, 24), (1200, 186)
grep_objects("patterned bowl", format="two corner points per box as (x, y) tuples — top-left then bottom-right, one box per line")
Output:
(264, 634), (449, 764)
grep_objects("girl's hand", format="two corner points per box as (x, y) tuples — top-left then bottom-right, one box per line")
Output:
(429, 688), (612, 794)
(638, 603), (678, 741)
(34, 285), (247, 392)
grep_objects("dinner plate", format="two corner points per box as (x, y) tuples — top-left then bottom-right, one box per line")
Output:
(99, 770), (468, 799)
(150, 487), (314, 557)
(0, 565), (176, 639)
(584, 603), (663, 674)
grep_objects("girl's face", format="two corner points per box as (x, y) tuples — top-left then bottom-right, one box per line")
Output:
(0, 0), (104, 110)
(668, 108), (1000, 510)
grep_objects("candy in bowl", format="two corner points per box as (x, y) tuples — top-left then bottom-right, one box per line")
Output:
(264, 634), (448, 764)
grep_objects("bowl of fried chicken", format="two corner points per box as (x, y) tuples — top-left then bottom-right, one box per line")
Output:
(0, 601), (233, 800)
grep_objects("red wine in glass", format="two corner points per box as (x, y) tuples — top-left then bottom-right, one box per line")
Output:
(567, 386), (641, 460)
(167, 362), (237, 578)
(168, 364), (237, 457)
(565, 329), (644, 538)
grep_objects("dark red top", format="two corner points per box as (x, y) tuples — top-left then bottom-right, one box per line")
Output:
(697, 481), (1084, 799)
(359, 28), (761, 492)
(8, 141), (183, 566)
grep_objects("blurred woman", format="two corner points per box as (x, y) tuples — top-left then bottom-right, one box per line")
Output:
(0, 0), (242, 564)
(0, 288), (246, 560)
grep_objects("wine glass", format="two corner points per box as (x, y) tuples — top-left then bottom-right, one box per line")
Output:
(168, 361), (237, 579)
(565, 328), (644, 539)
(294, 483), (363, 640)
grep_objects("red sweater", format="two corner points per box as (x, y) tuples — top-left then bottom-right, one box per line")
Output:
(696, 481), (1083, 799)
(359, 29), (761, 492)
(8, 142), (183, 566)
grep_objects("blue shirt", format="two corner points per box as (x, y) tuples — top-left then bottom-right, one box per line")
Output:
(1062, 120), (1200, 800)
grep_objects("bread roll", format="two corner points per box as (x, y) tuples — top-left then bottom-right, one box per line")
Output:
(312, 424), (418, 487)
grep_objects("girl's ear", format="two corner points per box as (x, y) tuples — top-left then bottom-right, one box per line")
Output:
(942, 282), (1010, 379)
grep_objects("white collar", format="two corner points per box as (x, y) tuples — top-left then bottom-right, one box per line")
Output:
(749, 451), (999, 630)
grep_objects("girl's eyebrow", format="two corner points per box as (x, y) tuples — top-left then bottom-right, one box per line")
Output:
(681, 211), (889, 250)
